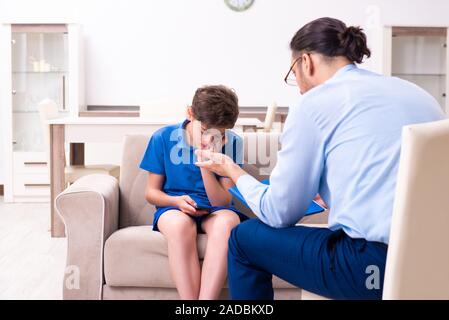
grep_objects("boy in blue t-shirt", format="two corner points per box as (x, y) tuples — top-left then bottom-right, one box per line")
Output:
(140, 85), (248, 300)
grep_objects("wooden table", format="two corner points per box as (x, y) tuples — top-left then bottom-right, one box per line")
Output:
(47, 117), (263, 237)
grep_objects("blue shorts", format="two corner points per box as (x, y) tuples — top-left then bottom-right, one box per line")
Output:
(152, 206), (249, 234)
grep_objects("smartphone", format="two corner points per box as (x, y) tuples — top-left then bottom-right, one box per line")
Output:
(195, 206), (212, 213)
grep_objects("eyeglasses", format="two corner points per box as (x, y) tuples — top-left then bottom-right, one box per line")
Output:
(284, 56), (302, 86)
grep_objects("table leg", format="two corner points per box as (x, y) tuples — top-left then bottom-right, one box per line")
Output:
(70, 143), (85, 166)
(50, 124), (66, 238)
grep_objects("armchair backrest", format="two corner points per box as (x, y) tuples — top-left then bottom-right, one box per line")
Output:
(119, 135), (155, 228)
(383, 119), (449, 299)
(118, 131), (282, 228)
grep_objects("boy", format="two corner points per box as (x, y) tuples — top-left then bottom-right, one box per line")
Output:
(140, 85), (248, 300)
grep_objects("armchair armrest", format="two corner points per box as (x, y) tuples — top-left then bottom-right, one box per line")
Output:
(55, 174), (119, 300)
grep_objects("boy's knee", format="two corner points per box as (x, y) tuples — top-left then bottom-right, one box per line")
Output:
(162, 212), (196, 239)
(212, 211), (240, 233)
(174, 219), (196, 235)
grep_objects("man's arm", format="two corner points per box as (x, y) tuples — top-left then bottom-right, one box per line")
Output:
(195, 103), (325, 227)
(235, 105), (324, 227)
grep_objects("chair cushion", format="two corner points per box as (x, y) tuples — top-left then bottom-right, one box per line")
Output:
(104, 226), (296, 289)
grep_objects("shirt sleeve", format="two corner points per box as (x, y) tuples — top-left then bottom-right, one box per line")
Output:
(139, 132), (165, 175)
(235, 101), (324, 228)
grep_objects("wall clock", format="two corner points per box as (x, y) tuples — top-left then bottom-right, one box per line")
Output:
(224, 0), (255, 12)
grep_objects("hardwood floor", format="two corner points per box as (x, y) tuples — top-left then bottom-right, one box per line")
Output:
(0, 197), (66, 299)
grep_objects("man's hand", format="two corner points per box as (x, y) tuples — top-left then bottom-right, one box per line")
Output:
(173, 195), (209, 216)
(195, 149), (246, 183)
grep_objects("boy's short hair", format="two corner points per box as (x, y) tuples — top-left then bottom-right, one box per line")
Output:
(191, 85), (239, 128)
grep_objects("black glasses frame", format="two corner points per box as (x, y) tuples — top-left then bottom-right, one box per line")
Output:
(284, 56), (302, 86)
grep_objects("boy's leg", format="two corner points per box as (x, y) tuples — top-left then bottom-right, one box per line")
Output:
(228, 219), (387, 300)
(199, 209), (241, 300)
(158, 210), (201, 299)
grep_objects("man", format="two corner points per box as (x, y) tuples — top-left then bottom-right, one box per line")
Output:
(195, 17), (446, 299)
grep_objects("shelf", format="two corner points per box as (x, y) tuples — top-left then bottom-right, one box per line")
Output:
(13, 110), (68, 114)
(79, 110), (139, 118)
(392, 27), (447, 37)
(12, 71), (67, 74)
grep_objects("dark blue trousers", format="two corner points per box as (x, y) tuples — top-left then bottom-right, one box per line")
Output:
(228, 219), (388, 300)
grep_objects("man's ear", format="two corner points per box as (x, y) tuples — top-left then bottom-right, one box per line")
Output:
(303, 53), (314, 77)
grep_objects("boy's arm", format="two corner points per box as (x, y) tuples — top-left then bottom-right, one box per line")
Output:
(145, 172), (207, 215)
(199, 133), (243, 207)
(200, 168), (233, 207)
(144, 172), (176, 207)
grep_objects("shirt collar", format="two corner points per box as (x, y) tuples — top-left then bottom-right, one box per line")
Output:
(175, 119), (194, 150)
(328, 63), (357, 82)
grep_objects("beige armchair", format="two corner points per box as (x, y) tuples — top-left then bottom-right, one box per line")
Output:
(56, 132), (324, 300)
(383, 119), (449, 299)
(300, 118), (449, 300)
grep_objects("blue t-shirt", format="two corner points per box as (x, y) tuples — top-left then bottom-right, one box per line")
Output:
(139, 120), (243, 208)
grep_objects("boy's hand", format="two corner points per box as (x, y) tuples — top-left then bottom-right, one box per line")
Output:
(173, 195), (209, 216)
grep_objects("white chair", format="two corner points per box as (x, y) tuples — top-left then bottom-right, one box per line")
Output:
(383, 118), (449, 299)
(255, 102), (278, 132)
(302, 118), (449, 300)
(38, 99), (120, 185)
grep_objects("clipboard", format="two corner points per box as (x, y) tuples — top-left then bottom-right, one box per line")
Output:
(229, 179), (325, 216)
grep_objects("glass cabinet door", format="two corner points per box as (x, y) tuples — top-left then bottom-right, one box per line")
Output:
(11, 24), (68, 152)
(391, 27), (447, 111)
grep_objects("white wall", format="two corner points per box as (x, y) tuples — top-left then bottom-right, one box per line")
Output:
(3, 0), (449, 106)
(1, 0), (449, 176)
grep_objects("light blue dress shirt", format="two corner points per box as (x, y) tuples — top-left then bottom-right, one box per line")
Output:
(236, 64), (446, 244)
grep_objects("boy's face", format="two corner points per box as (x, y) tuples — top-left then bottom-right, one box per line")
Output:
(187, 107), (227, 151)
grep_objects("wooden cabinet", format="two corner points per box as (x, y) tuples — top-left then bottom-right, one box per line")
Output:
(12, 152), (50, 200)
